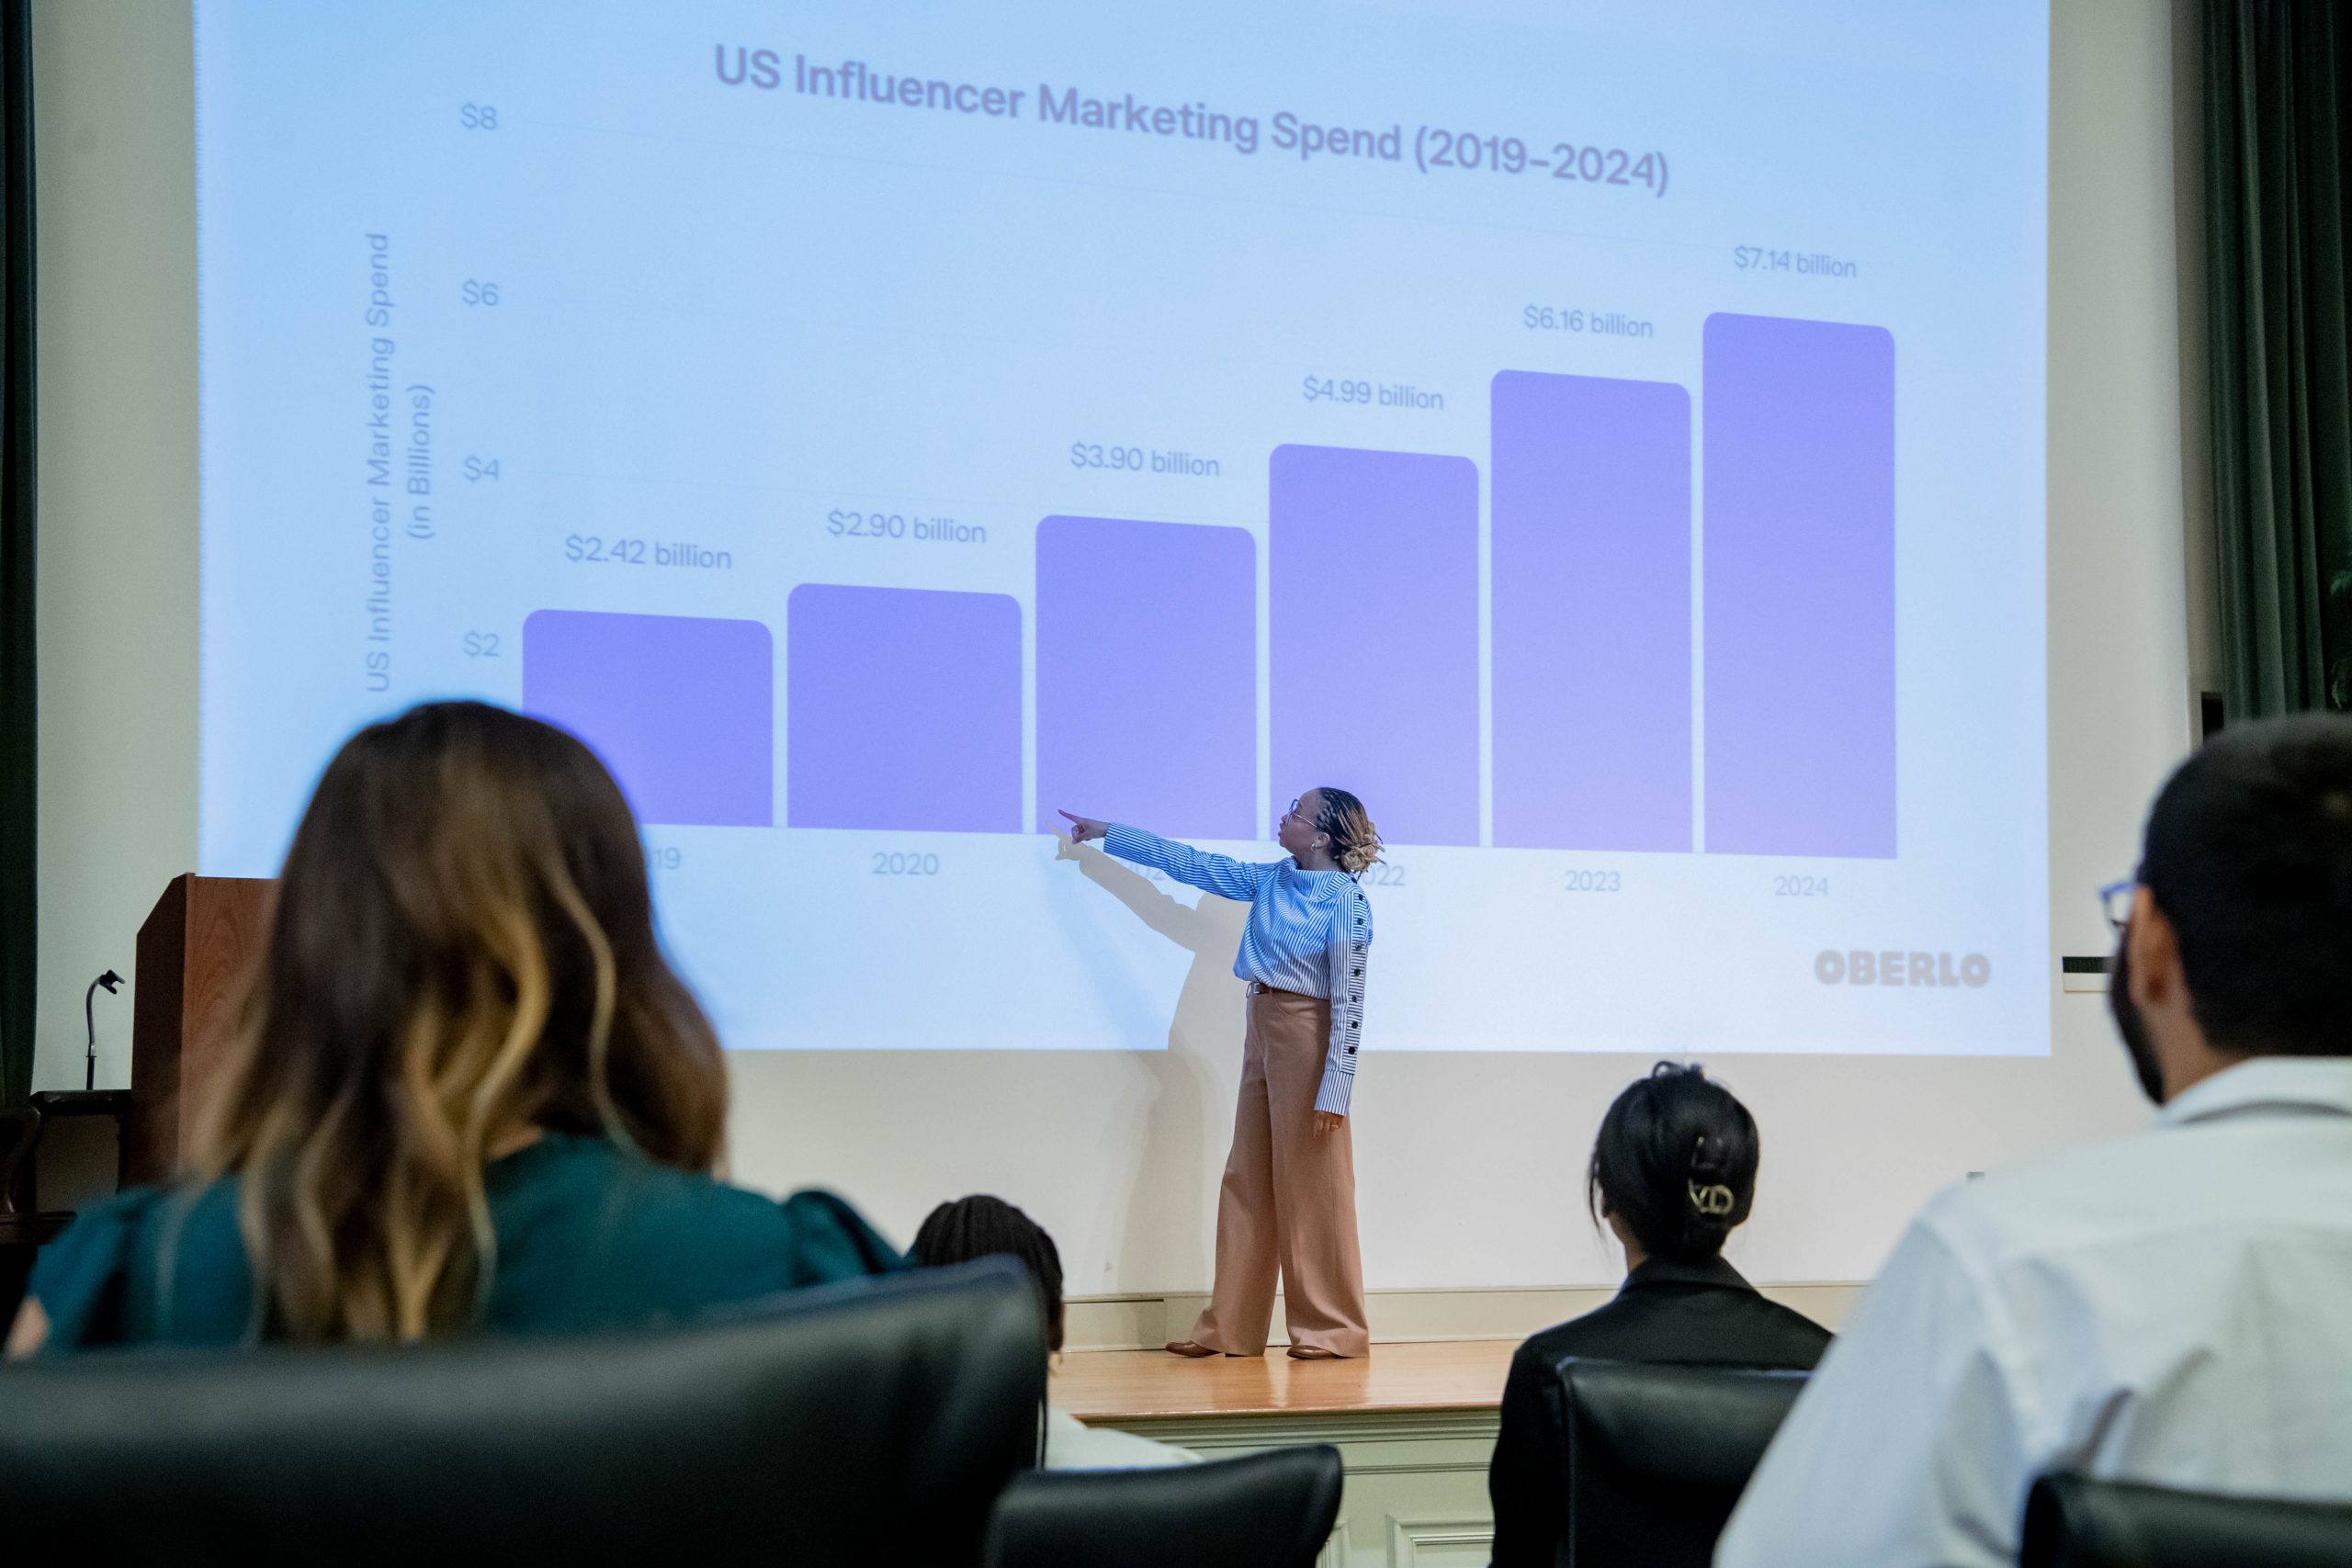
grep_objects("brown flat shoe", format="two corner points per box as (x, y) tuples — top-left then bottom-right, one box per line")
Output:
(1285, 1346), (1343, 1360)
(1164, 1340), (1220, 1358)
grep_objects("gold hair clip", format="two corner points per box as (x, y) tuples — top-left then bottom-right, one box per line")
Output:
(1688, 1181), (1736, 1218)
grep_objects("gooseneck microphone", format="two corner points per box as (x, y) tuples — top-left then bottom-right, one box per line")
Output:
(84, 969), (123, 1091)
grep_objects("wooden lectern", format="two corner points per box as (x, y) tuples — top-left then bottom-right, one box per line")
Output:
(125, 875), (276, 1185)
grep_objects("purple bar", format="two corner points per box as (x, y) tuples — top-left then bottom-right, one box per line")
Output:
(1702, 313), (1896, 857)
(786, 584), (1021, 833)
(1036, 517), (1256, 840)
(521, 609), (773, 828)
(1271, 445), (1478, 847)
(1491, 372), (1692, 852)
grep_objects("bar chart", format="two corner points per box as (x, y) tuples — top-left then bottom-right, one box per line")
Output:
(1490, 371), (1693, 853)
(1702, 314), (1897, 858)
(520, 609), (773, 829)
(1271, 446), (1483, 849)
(516, 310), (1896, 856)
(201, 0), (2048, 1060)
(1035, 515), (1258, 840)
(784, 584), (1023, 834)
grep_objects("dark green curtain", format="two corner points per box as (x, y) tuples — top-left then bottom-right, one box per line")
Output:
(2204, 2), (2352, 717)
(0, 0), (29, 1108)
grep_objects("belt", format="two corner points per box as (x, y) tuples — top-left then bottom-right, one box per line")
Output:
(1246, 981), (1314, 998)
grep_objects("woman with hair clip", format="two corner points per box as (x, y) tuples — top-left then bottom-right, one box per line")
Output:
(1484, 1062), (1831, 1568)
(9, 701), (898, 1355)
(1059, 788), (1380, 1359)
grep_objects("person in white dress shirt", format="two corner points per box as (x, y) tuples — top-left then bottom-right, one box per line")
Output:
(1717, 714), (2352, 1568)
(910, 1194), (1200, 1471)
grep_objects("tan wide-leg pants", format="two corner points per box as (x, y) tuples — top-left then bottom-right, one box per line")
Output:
(1187, 985), (1371, 1358)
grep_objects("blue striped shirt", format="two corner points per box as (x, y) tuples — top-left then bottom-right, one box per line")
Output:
(1101, 824), (1372, 1117)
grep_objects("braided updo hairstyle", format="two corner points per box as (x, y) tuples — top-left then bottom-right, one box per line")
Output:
(1587, 1062), (1760, 1264)
(1311, 786), (1384, 875)
(910, 1193), (1067, 1352)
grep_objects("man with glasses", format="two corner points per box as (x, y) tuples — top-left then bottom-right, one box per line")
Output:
(1718, 714), (2352, 1568)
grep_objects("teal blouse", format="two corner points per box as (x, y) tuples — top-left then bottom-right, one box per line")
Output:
(27, 1133), (903, 1350)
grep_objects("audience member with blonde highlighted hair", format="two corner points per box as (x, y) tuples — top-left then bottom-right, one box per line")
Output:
(8, 701), (896, 1355)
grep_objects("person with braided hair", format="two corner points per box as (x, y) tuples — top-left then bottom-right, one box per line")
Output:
(1058, 788), (1379, 1359)
(1486, 1062), (1828, 1568)
(910, 1194), (1198, 1471)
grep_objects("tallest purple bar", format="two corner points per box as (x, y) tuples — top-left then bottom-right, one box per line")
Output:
(1702, 313), (1896, 858)
(1271, 445), (1479, 847)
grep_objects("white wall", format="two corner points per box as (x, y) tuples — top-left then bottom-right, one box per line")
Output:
(34, 0), (2192, 1300)
(29, 0), (196, 1096)
(2173, 0), (2221, 712)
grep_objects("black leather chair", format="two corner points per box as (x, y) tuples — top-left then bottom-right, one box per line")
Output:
(1546, 1358), (1808, 1568)
(0, 1258), (1045, 1567)
(2021, 1472), (2352, 1568)
(982, 1444), (1343, 1568)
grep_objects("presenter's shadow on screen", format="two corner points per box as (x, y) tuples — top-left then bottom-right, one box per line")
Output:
(1056, 833), (1247, 1284)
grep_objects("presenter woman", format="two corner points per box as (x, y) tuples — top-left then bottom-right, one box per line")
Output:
(1060, 790), (1381, 1359)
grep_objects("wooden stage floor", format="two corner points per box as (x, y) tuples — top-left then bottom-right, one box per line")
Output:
(1051, 1338), (1519, 1421)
